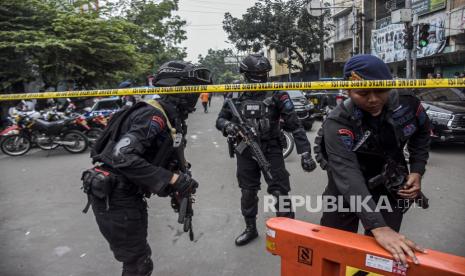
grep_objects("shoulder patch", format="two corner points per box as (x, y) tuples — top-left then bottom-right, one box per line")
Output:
(279, 94), (289, 102)
(403, 123), (416, 136)
(338, 128), (354, 139)
(416, 104), (427, 126)
(151, 115), (165, 129)
(278, 93), (294, 111)
(338, 128), (354, 150)
(147, 114), (166, 138)
(415, 103), (424, 116)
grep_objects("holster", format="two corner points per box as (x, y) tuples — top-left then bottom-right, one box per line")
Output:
(227, 136), (236, 158)
(81, 167), (116, 213)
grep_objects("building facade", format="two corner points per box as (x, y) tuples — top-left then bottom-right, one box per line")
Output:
(267, 0), (464, 80)
(370, 0), (465, 78)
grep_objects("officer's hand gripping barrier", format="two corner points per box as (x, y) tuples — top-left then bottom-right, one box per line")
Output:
(225, 99), (273, 180)
(266, 218), (465, 276)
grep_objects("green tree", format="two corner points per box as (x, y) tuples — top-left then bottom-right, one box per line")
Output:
(197, 48), (241, 84)
(0, 0), (188, 92)
(0, 0), (54, 91)
(223, 0), (332, 75)
(39, 13), (147, 90)
(106, 0), (188, 77)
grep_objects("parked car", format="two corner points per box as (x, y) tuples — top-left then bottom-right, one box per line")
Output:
(285, 90), (315, 131)
(304, 90), (347, 120)
(85, 97), (122, 117)
(414, 88), (465, 143)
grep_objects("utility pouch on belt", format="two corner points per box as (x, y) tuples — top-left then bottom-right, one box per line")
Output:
(81, 167), (115, 213)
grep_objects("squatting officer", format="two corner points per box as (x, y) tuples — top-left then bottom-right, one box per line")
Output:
(216, 53), (317, 246)
(84, 61), (212, 276)
(314, 55), (430, 265)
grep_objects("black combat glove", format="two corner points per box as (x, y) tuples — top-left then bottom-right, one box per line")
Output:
(173, 173), (199, 197)
(301, 152), (317, 172)
(224, 122), (240, 136)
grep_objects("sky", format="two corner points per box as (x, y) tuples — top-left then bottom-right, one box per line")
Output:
(174, 0), (259, 62)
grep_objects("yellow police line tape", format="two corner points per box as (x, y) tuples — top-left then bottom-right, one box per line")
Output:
(0, 78), (464, 101)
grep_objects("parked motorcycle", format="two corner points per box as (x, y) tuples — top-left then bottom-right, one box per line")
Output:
(81, 114), (107, 147)
(1, 113), (88, 156)
(41, 105), (104, 148)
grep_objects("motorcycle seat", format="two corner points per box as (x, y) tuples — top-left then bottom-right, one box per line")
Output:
(34, 118), (66, 128)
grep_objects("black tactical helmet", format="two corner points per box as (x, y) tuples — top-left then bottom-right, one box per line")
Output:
(239, 54), (272, 83)
(154, 60), (212, 87)
(154, 60), (212, 116)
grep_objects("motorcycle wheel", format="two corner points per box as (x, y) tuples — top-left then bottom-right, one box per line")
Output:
(36, 134), (60, 150)
(281, 131), (295, 159)
(1, 134), (31, 156)
(62, 130), (88, 153)
(85, 128), (103, 148)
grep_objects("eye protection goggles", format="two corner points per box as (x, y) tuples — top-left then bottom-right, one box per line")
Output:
(156, 67), (212, 84)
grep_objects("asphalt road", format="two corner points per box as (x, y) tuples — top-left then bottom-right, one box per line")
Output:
(0, 96), (464, 276)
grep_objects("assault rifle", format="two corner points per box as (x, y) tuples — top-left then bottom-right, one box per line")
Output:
(368, 158), (429, 212)
(225, 99), (273, 180)
(171, 129), (195, 241)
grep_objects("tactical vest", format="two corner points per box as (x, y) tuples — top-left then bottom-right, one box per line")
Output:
(314, 92), (423, 173)
(232, 95), (281, 140)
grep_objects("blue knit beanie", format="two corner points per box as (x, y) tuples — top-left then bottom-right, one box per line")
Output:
(343, 55), (392, 80)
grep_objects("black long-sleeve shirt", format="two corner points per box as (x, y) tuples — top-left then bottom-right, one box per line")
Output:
(322, 90), (430, 230)
(92, 102), (175, 195)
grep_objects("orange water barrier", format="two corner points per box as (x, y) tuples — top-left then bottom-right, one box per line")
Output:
(266, 218), (465, 276)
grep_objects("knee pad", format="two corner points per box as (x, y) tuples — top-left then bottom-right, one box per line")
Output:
(241, 189), (258, 201)
(240, 189), (259, 218)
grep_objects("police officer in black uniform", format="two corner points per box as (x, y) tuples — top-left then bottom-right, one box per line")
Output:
(85, 61), (212, 276)
(314, 55), (429, 265)
(216, 54), (317, 246)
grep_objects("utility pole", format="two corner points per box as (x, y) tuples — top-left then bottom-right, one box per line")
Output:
(361, 1), (365, 54)
(288, 47), (292, 81)
(307, 0), (327, 79)
(319, 16), (325, 79)
(412, 14), (418, 78)
(352, 3), (357, 56)
(405, 0), (412, 78)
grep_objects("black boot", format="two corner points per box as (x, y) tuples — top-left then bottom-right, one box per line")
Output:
(235, 217), (258, 246)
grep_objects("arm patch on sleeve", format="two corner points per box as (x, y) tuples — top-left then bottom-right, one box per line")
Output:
(416, 104), (427, 126)
(279, 93), (294, 111)
(152, 115), (165, 129)
(147, 115), (166, 138)
(338, 128), (354, 151)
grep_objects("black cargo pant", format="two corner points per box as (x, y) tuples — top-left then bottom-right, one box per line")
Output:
(320, 172), (404, 235)
(236, 139), (293, 219)
(91, 184), (153, 275)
